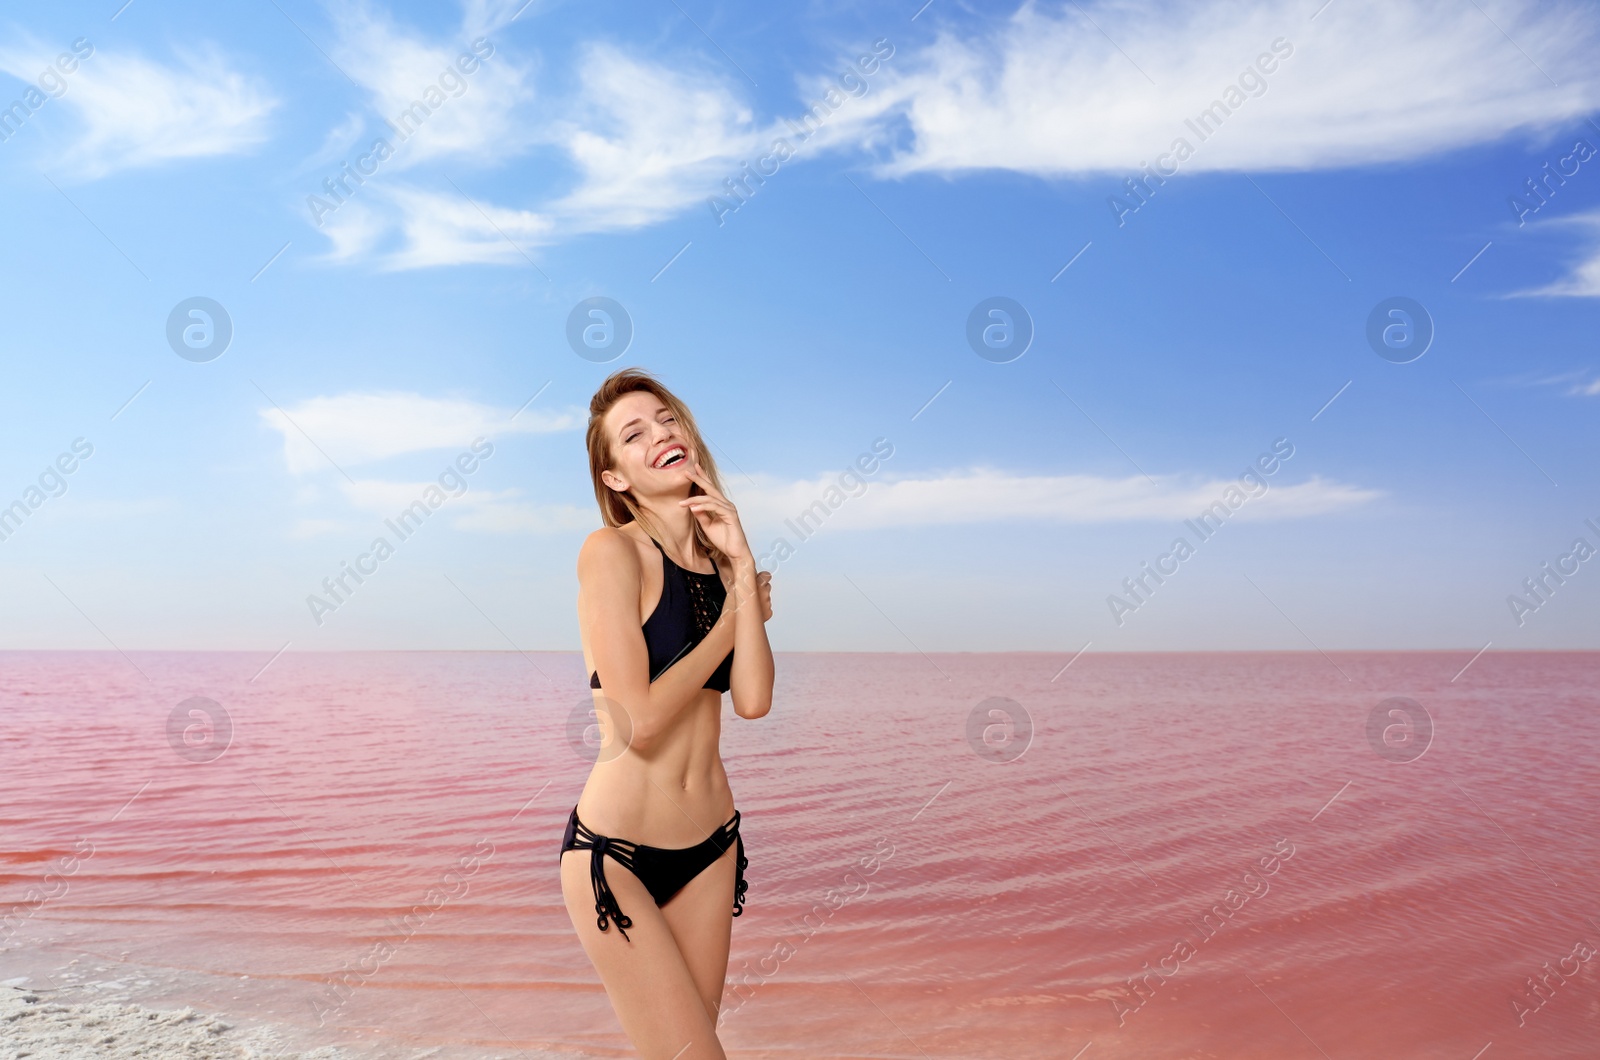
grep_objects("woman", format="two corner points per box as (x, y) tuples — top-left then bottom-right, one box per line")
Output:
(561, 368), (774, 1058)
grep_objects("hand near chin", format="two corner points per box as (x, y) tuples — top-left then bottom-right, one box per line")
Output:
(680, 456), (752, 561)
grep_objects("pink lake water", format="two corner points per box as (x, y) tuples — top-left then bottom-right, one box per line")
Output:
(2, 650), (1598, 1059)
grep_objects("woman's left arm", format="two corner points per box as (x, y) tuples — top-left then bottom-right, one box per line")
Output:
(725, 556), (774, 718)
(681, 460), (774, 720)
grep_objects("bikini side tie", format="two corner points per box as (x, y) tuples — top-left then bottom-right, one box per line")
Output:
(578, 828), (636, 940)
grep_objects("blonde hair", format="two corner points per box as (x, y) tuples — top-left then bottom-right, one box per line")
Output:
(585, 368), (729, 569)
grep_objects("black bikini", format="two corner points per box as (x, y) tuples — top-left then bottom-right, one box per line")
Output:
(560, 806), (748, 941)
(589, 534), (734, 693)
(564, 533), (747, 939)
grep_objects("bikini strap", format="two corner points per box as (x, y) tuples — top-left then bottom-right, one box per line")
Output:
(649, 533), (716, 577)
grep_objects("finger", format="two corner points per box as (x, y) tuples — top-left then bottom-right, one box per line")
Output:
(678, 493), (731, 509)
(680, 498), (735, 519)
(685, 455), (728, 501)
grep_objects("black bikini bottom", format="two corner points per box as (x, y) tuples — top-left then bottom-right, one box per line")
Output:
(559, 805), (748, 941)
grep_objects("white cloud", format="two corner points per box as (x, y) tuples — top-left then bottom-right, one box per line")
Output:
(307, 39), (770, 266)
(327, 0), (536, 169)
(1523, 369), (1600, 393)
(733, 467), (1381, 531)
(1505, 209), (1600, 298)
(258, 391), (581, 474)
(335, 462), (1378, 539)
(304, 0), (1600, 270)
(314, 196), (392, 263)
(296, 110), (366, 175)
(0, 37), (277, 179)
(1482, 366), (1600, 393)
(849, 0), (1600, 179)
(315, 183), (556, 269)
(541, 42), (769, 234)
(385, 184), (554, 268)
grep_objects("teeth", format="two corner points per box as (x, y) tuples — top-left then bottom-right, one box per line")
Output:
(654, 447), (684, 468)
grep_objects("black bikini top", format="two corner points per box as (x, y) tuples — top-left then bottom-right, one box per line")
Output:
(590, 535), (734, 693)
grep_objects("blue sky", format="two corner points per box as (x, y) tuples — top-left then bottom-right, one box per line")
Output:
(1, 0), (1598, 658)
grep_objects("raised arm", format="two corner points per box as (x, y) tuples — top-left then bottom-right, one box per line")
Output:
(578, 527), (738, 754)
(678, 464), (774, 720)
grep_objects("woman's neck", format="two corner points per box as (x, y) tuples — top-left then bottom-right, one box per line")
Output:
(635, 500), (700, 562)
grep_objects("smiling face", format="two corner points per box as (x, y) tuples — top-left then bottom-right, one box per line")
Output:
(599, 390), (695, 497)
(585, 370), (727, 536)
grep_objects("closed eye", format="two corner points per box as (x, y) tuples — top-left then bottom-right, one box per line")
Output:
(623, 413), (675, 446)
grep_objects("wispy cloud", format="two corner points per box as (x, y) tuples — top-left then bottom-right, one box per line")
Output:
(296, 109), (366, 176)
(304, 0), (1600, 270)
(317, 184), (556, 269)
(309, 462), (1378, 539)
(850, 0), (1600, 179)
(0, 37), (277, 179)
(1497, 366), (1600, 395)
(540, 41), (769, 234)
(732, 467), (1382, 532)
(258, 391), (580, 474)
(1504, 208), (1600, 298)
(307, 36), (771, 267)
(327, 0), (536, 169)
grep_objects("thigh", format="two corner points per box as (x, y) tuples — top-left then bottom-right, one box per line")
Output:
(560, 848), (726, 1060)
(658, 840), (738, 1023)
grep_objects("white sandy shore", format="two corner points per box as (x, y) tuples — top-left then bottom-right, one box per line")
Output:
(0, 985), (353, 1060)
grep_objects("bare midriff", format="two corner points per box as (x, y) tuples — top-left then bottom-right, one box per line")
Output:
(574, 686), (735, 847)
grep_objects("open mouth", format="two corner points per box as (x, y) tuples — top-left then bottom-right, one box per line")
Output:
(652, 445), (687, 469)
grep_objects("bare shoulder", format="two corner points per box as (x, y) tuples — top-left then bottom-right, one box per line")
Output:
(578, 526), (642, 583)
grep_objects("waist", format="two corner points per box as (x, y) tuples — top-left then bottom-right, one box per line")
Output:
(576, 761), (735, 846)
